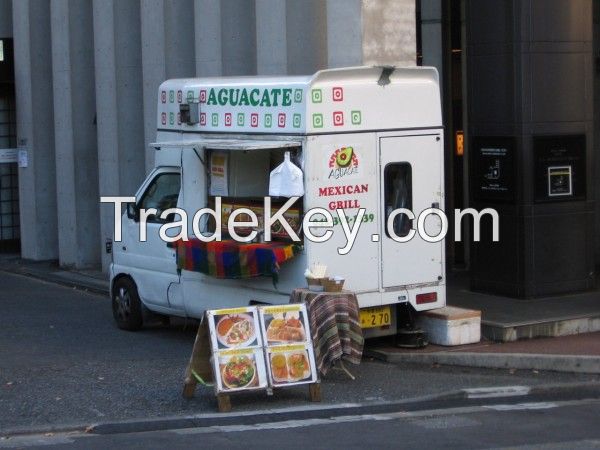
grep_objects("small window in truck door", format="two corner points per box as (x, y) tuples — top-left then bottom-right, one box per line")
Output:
(139, 173), (181, 223)
(384, 163), (413, 237)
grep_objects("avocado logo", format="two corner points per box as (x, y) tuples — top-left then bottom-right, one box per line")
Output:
(336, 147), (353, 167)
(328, 146), (359, 180)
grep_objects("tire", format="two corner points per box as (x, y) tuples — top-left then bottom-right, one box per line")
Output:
(112, 277), (144, 331)
(158, 315), (171, 327)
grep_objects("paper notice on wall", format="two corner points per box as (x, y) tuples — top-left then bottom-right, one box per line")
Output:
(17, 149), (28, 168)
(210, 152), (228, 196)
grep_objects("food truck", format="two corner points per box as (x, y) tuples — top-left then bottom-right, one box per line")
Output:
(109, 66), (446, 338)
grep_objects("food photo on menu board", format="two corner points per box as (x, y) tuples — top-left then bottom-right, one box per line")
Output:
(213, 348), (268, 393)
(266, 344), (317, 387)
(259, 304), (310, 345)
(207, 307), (262, 350)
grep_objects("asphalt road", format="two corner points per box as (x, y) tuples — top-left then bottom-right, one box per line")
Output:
(3, 396), (600, 449)
(1, 270), (600, 448)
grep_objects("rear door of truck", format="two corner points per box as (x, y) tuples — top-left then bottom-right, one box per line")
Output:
(379, 133), (444, 288)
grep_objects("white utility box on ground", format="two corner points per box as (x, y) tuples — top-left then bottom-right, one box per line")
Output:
(417, 306), (481, 346)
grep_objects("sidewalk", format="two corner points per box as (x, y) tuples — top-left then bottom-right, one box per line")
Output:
(367, 332), (600, 374)
(447, 270), (600, 342)
(0, 254), (108, 295)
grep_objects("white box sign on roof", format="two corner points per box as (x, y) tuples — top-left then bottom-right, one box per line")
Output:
(157, 66), (441, 135)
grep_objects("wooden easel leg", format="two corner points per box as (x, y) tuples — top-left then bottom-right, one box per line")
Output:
(217, 394), (232, 412)
(182, 316), (214, 399)
(182, 380), (197, 399)
(308, 382), (322, 402)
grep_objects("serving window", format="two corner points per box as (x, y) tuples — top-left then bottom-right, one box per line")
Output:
(206, 146), (304, 241)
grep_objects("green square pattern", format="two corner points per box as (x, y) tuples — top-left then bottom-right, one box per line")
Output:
(294, 89), (303, 103)
(237, 113), (244, 126)
(293, 114), (301, 128)
(169, 112), (175, 125)
(312, 113), (323, 128)
(351, 110), (362, 125)
(311, 89), (322, 103)
(264, 113), (272, 128)
(187, 90), (194, 102)
(212, 113), (219, 126)
(169, 90), (174, 103)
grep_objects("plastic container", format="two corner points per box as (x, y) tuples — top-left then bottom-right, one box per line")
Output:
(416, 306), (481, 346)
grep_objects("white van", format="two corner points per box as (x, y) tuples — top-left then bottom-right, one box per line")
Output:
(108, 66), (445, 337)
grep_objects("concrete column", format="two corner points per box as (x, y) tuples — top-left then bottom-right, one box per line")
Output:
(420, 0), (443, 81)
(164, 0), (196, 78)
(12, 0), (58, 260)
(141, 0), (195, 172)
(0, 0), (12, 37)
(326, 0), (362, 68)
(50, 0), (99, 269)
(285, 0), (327, 74)
(194, 0), (222, 76)
(221, 0), (257, 75)
(141, 0), (166, 173)
(93, 0), (145, 272)
(361, 0), (416, 67)
(255, 0), (286, 75)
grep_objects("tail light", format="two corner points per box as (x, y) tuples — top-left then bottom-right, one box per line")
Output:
(416, 292), (437, 304)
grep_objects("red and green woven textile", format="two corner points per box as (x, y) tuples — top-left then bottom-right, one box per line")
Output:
(175, 239), (300, 280)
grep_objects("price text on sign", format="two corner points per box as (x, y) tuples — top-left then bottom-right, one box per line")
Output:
(262, 305), (302, 314)
(359, 306), (392, 329)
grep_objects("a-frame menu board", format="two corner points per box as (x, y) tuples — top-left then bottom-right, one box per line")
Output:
(182, 303), (320, 411)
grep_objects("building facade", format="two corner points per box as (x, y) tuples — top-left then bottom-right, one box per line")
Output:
(0, 0), (417, 271)
(0, 0), (597, 296)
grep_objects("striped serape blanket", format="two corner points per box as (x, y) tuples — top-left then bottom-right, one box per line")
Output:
(290, 288), (364, 375)
(175, 239), (300, 284)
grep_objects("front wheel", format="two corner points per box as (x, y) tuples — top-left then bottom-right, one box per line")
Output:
(112, 277), (143, 331)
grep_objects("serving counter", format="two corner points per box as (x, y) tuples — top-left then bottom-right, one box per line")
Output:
(175, 239), (300, 283)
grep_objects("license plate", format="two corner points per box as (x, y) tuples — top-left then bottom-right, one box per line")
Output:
(359, 306), (392, 329)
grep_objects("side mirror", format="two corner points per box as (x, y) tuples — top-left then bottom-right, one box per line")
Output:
(126, 203), (140, 222)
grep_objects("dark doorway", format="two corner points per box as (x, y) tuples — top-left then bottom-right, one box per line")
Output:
(446, 0), (465, 266)
(0, 38), (20, 253)
(416, 0), (466, 268)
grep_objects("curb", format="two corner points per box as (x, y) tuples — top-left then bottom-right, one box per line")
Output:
(0, 266), (109, 296)
(367, 349), (600, 374)
(1, 392), (464, 438)
(482, 315), (600, 342)
(87, 390), (467, 435)
(3, 381), (600, 438)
